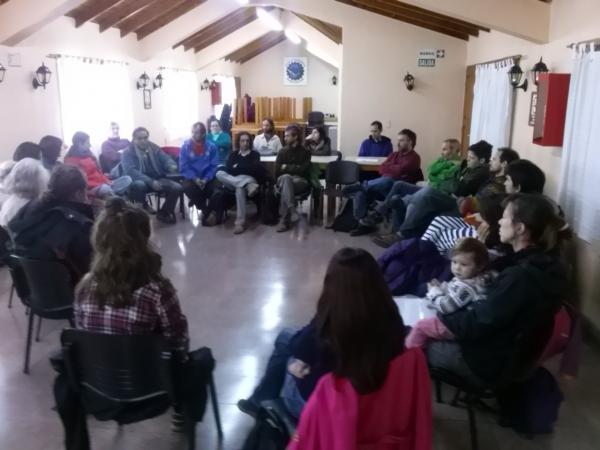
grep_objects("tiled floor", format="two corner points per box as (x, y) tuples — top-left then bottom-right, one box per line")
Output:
(1, 212), (599, 450)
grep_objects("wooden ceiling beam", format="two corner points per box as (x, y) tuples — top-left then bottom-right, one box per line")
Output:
(116, 0), (176, 37)
(135, 0), (205, 40)
(67, 0), (122, 27)
(95, 0), (155, 32)
(225, 31), (286, 64)
(293, 13), (342, 44)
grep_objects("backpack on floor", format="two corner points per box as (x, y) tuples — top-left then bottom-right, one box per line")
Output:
(261, 183), (279, 225)
(498, 367), (564, 436)
(330, 198), (358, 232)
(240, 403), (292, 450)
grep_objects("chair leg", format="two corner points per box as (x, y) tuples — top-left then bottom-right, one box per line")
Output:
(23, 312), (35, 374)
(186, 416), (196, 450)
(209, 376), (224, 439)
(35, 317), (42, 342)
(435, 380), (443, 403)
(8, 283), (14, 308)
(180, 192), (186, 219)
(466, 398), (479, 450)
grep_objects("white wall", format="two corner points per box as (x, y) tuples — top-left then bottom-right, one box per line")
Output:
(238, 40), (339, 119)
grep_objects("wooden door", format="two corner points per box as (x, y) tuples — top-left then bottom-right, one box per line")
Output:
(461, 65), (476, 156)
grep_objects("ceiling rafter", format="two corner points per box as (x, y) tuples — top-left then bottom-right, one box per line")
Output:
(94, 0), (156, 33)
(134, 0), (205, 40)
(224, 31), (286, 64)
(335, 0), (489, 41)
(293, 12), (342, 45)
(67, 0), (122, 27)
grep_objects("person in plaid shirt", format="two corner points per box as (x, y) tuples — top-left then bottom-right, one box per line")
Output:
(74, 197), (188, 353)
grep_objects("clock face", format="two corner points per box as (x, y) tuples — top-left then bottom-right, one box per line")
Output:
(284, 58), (307, 85)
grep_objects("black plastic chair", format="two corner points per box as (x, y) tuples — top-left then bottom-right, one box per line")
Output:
(324, 160), (360, 222)
(307, 111), (325, 128)
(16, 256), (74, 374)
(61, 329), (223, 449)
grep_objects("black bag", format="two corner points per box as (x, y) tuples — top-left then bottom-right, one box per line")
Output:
(261, 183), (279, 225)
(498, 367), (564, 436)
(240, 401), (294, 450)
(207, 186), (236, 224)
(181, 347), (215, 422)
(330, 198), (358, 232)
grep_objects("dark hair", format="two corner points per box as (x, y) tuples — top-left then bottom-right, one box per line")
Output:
(78, 197), (175, 308)
(209, 117), (221, 128)
(503, 194), (565, 252)
(399, 128), (417, 147)
(39, 135), (63, 162)
(132, 127), (149, 138)
(13, 142), (42, 161)
(71, 131), (90, 148)
(262, 117), (275, 129)
(452, 237), (489, 268)
(47, 164), (87, 201)
(498, 147), (520, 165)
(285, 124), (302, 141)
(192, 122), (206, 133)
(235, 131), (253, 151)
(505, 159), (546, 194)
(316, 248), (405, 394)
(468, 140), (493, 163)
(65, 131), (93, 159)
(370, 121), (383, 131)
(478, 193), (508, 249)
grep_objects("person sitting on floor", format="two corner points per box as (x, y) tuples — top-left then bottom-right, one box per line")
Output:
(345, 128), (423, 236)
(427, 194), (569, 388)
(65, 132), (132, 200)
(0, 158), (49, 227)
(288, 248), (432, 450)
(179, 122), (219, 225)
(39, 135), (64, 172)
(253, 117), (282, 156)
(13, 142), (42, 162)
(122, 127), (183, 224)
(305, 127), (331, 156)
(208, 118), (232, 165)
(215, 132), (264, 234)
(358, 120), (393, 157)
(8, 164), (94, 283)
(237, 247), (408, 421)
(406, 238), (496, 348)
(275, 124), (312, 233)
(100, 122), (130, 174)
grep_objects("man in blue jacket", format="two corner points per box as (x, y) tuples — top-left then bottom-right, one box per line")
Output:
(122, 127), (183, 224)
(179, 122), (220, 225)
(358, 121), (393, 157)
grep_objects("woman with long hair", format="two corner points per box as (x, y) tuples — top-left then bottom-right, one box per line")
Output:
(305, 127), (331, 156)
(75, 197), (188, 352)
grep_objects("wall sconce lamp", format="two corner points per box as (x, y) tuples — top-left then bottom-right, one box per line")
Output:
(153, 73), (163, 89)
(200, 78), (211, 91)
(32, 63), (51, 89)
(331, 75), (337, 86)
(531, 57), (549, 86)
(403, 72), (415, 91)
(508, 63), (528, 91)
(136, 72), (151, 90)
(0, 63), (6, 83)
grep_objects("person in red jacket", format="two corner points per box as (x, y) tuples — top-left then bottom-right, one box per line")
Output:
(343, 128), (423, 236)
(64, 132), (132, 199)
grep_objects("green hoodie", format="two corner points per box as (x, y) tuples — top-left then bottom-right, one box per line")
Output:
(427, 156), (461, 194)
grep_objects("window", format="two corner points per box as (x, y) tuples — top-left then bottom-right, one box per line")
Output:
(161, 69), (200, 142)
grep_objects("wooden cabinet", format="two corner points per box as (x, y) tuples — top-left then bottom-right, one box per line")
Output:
(533, 73), (571, 147)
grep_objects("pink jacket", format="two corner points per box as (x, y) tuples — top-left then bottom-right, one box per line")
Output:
(288, 347), (432, 450)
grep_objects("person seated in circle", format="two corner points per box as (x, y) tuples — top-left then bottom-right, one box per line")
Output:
(305, 127), (331, 156)
(253, 117), (282, 156)
(208, 118), (232, 165)
(39, 135), (64, 172)
(8, 164), (94, 283)
(215, 131), (265, 234)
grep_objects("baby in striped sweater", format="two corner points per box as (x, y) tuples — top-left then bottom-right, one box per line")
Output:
(407, 237), (496, 348)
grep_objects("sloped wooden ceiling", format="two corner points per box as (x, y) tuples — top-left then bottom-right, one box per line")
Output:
(335, 0), (489, 41)
(66, 0), (206, 40)
(224, 31), (286, 64)
(293, 13), (342, 45)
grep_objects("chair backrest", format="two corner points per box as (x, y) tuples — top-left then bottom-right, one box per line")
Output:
(16, 256), (74, 317)
(7, 255), (30, 304)
(307, 111), (325, 127)
(326, 160), (360, 186)
(61, 329), (174, 403)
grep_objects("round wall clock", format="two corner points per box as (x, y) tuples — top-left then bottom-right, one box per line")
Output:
(283, 57), (307, 85)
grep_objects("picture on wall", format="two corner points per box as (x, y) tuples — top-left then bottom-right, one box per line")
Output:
(283, 57), (308, 86)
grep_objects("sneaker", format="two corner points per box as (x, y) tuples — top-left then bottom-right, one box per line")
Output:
(246, 182), (259, 198)
(372, 232), (401, 248)
(276, 219), (290, 232)
(341, 182), (363, 196)
(202, 212), (217, 227)
(349, 224), (376, 236)
(156, 211), (176, 225)
(233, 224), (246, 234)
(237, 399), (259, 418)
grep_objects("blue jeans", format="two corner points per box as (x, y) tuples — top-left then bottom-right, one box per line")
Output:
(397, 186), (459, 237)
(352, 176), (395, 219)
(281, 370), (306, 419)
(375, 181), (422, 217)
(90, 176), (132, 198)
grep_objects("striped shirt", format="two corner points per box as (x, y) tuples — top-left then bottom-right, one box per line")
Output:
(421, 215), (477, 255)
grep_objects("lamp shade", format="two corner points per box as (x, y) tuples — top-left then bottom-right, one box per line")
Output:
(32, 63), (51, 89)
(532, 57), (549, 85)
(0, 63), (5, 83)
(508, 63), (523, 86)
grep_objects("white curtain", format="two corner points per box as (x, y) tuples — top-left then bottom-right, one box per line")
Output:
(161, 69), (199, 142)
(559, 46), (600, 243)
(57, 57), (134, 151)
(469, 58), (514, 148)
